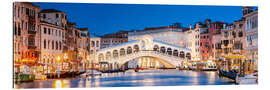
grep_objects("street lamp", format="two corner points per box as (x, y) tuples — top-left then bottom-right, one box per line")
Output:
(63, 53), (68, 72)
(56, 56), (61, 78)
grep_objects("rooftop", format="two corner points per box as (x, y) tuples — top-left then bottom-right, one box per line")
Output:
(40, 9), (64, 13)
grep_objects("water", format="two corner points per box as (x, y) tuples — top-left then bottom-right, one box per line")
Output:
(14, 70), (235, 88)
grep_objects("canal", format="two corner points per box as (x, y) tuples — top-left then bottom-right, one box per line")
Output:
(14, 70), (235, 88)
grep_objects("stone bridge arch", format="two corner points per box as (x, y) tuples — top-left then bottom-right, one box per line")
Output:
(94, 35), (192, 69)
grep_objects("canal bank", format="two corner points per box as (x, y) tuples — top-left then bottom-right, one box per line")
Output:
(14, 70), (240, 88)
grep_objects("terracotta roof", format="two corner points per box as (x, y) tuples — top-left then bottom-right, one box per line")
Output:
(78, 28), (88, 31)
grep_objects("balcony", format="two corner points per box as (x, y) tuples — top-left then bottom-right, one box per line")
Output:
(28, 45), (37, 49)
(28, 30), (36, 35)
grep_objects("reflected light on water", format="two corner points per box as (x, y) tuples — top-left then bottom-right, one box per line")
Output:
(62, 79), (70, 88)
(207, 72), (216, 84)
(142, 79), (154, 86)
(85, 77), (92, 88)
(14, 70), (236, 88)
(94, 76), (100, 87)
(53, 80), (63, 88)
(192, 71), (199, 85)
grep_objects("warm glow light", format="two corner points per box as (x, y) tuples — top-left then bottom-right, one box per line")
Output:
(56, 56), (61, 62)
(54, 80), (63, 88)
(64, 53), (68, 59)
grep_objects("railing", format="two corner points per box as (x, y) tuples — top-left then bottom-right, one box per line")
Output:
(28, 45), (36, 49)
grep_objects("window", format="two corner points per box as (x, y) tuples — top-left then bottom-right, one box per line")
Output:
(55, 29), (57, 36)
(28, 37), (35, 46)
(44, 27), (47, 34)
(62, 14), (64, 19)
(238, 31), (243, 37)
(48, 28), (51, 35)
(48, 40), (50, 49)
(59, 30), (61, 36)
(14, 23), (17, 35)
(96, 41), (99, 47)
(56, 13), (59, 18)
(26, 8), (29, 16)
(18, 6), (20, 17)
(91, 41), (95, 47)
(59, 42), (61, 50)
(52, 41), (54, 50)
(232, 31), (236, 38)
(18, 24), (21, 36)
(56, 41), (58, 50)
(44, 39), (46, 49)
(224, 32), (228, 37)
(43, 14), (46, 19)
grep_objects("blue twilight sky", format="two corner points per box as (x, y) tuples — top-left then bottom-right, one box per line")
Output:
(36, 2), (250, 35)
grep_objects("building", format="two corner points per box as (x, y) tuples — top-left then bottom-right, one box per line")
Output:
(185, 24), (201, 61)
(40, 22), (65, 73)
(243, 7), (258, 71)
(78, 28), (90, 71)
(65, 22), (83, 72)
(212, 32), (222, 61)
(220, 18), (251, 75)
(128, 25), (188, 47)
(13, 2), (41, 73)
(89, 35), (101, 63)
(200, 19), (224, 60)
(40, 9), (91, 73)
(39, 9), (67, 73)
(40, 9), (67, 28)
(100, 31), (128, 49)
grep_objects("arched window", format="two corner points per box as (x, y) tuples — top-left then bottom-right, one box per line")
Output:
(120, 48), (125, 56)
(167, 48), (172, 55)
(56, 41), (58, 50)
(113, 50), (118, 58)
(52, 40), (54, 50)
(153, 45), (159, 52)
(105, 52), (111, 60)
(98, 53), (104, 62)
(43, 39), (46, 49)
(179, 51), (185, 58)
(91, 41), (95, 47)
(186, 53), (191, 60)
(59, 42), (61, 50)
(96, 41), (99, 47)
(48, 40), (50, 49)
(173, 50), (178, 56)
(43, 59), (45, 64)
(127, 46), (132, 54)
(90, 50), (94, 54)
(160, 46), (166, 53)
(133, 45), (139, 52)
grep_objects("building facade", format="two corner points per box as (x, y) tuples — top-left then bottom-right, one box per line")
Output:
(185, 24), (201, 61)
(244, 7), (258, 71)
(199, 19), (224, 60)
(89, 35), (101, 63)
(128, 26), (188, 48)
(13, 2), (41, 73)
(40, 9), (67, 28)
(40, 22), (64, 73)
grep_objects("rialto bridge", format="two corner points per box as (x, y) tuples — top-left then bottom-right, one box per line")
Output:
(95, 35), (192, 69)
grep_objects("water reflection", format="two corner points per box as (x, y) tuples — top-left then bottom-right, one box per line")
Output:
(53, 80), (63, 88)
(14, 70), (235, 88)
